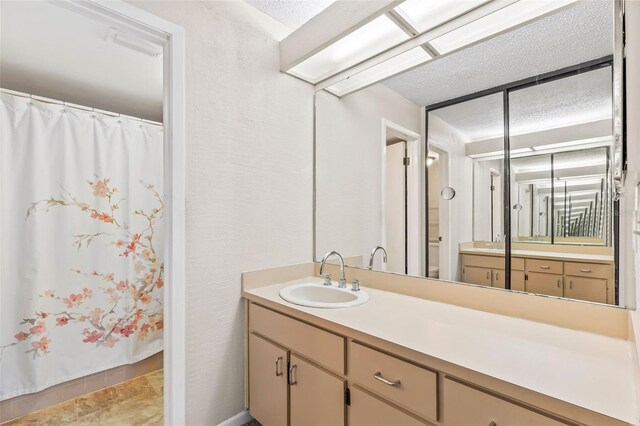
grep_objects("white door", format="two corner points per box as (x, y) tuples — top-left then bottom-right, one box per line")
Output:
(385, 141), (406, 274)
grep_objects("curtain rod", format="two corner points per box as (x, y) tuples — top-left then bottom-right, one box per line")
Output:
(0, 87), (163, 127)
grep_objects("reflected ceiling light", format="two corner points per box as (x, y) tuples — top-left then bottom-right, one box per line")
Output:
(430, 0), (578, 54)
(326, 47), (431, 96)
(394, 0), (487, 33)
(531, 137), (611, 151)
(468, 147), (532, 159)
(426, 155), (437, 167)
(289, 15), (410, 83)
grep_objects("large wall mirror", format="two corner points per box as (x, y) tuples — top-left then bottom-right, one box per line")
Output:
(315, 0), (626, 307)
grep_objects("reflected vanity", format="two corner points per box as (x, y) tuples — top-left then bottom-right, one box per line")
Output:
(314, 0), (625, 307)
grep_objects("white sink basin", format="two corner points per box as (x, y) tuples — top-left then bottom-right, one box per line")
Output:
(279, 282), (369, 308)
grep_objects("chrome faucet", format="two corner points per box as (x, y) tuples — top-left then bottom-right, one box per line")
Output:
(319, 251), (347, 288)
(368, 246), (387, 270)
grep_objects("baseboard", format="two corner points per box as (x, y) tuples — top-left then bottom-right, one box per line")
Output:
(218, 410), (253, 426)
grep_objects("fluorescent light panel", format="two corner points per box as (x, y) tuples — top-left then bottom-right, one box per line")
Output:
(430, 0), (578, 53)
(289, 15), (410, 83)
(326, 47), (431, 96)
(394, 0), (487, 33)
(312, 0), (579, 96)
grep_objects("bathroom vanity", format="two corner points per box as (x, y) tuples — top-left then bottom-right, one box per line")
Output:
(459, 244), (615, 304)
(242, 264), (636, 426)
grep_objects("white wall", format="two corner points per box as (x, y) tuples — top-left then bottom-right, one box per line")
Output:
(315, 85), (421, 268)
(131, 1), (313, 424)
(427, 114), (473, 281)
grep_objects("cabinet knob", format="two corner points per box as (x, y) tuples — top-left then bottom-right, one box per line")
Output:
(489, 422), (497, 426)
(275, 356), (283, 377)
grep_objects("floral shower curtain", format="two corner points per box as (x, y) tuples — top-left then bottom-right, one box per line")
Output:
(0, 92), (164, 399)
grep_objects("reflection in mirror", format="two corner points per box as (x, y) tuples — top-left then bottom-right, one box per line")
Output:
(314, 0), (622, 306)
(427, 92), (505, 283)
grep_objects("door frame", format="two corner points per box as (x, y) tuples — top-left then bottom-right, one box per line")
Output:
(381, 119), (421, 275)
(59, 2), (186, 424)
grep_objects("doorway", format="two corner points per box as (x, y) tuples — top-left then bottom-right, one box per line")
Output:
(382, 120), (420, 275)
(0, 2), (185, 424)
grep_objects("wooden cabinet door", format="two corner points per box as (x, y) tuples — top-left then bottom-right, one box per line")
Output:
(511, 270), (526, 291)
(462, 266), (492, 286)
(492, 269), (505, 289)
(248, 333), (288, 426)
(444, 378), (563, 426)
(565, 276), (607, 304)
(526, 272), (563, 297)
(290, 355), (345, 426)
(349, 387), (425, 426)
(492, 270), (525, 291)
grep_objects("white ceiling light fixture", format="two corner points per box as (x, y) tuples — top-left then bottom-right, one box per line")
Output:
(430, 0), (578, 54)
(394, 0), (488, 34)
(107, 28), (162, 58)
(289, 15), (410, 84)
(325, 46), (431, 97)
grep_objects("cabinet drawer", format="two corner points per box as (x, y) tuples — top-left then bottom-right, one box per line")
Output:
(443, 378), (564, 426)
(349, 387), (426, 426)
(349, 342), (437, 421)
(511, 257), (525, 270)
(249, 303), (345, 374)
(564, 262), (612, 279)
(565, 276), (608, 304)
(526, 258), (563, 274)
(462, 254), (505, 269)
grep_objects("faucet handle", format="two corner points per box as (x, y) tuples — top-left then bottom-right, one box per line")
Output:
(351, 279), (360, 292)
(323, 273), (332, 286)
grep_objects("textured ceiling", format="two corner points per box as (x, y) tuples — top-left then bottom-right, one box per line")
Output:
(243, 0), (336, 30)
(430, 66), (612, 140)
(383, 0), (613, 108)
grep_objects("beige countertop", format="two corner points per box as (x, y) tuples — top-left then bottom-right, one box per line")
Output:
(460, 247), (615, 263)
(244, 277), (637, 424)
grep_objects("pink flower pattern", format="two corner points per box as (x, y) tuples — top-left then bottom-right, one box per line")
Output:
(1, 178), (164, 359)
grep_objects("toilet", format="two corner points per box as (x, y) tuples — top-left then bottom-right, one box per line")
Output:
(428, 265), (439, 279)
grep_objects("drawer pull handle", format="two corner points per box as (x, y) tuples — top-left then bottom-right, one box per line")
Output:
(275, 356), (283, 377)
(579, 268), (592, 273)
(373, 371), (401, 387)
(289, 364), (297, 385)
(539, 265), (551, 270)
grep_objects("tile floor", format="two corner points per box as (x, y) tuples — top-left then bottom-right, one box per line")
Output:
(1, 370), (163, 425)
